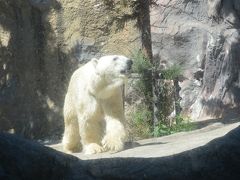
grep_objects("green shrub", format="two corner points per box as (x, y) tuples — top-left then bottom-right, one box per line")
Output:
(130, 106), (195, 139)
(160, 64), (182, 80)
(131, 50), (152, 74)
(128, 50), (195, 139)
(153, 115), (195, 137)
(131, 50), (153, 105)
(130, 106), (152, 139)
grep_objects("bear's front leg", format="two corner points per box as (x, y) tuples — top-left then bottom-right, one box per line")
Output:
(102, 116), (126, 152)
(101, 88), (126, 153)
(78, 111), (105, 155)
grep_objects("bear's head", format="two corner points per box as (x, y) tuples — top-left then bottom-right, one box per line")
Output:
(90, 55), (133, 98)
(92, 55), (133, 81)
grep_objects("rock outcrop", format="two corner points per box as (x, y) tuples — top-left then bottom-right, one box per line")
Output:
(151, 0), (240, 120)
(0, 123), (240, 179)
(0, 0), (140, 139)
(1, 0), (240, 140)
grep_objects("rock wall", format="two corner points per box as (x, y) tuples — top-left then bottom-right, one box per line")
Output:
(0, 0), (140, 139)
(151, 0), (240, 120)
(1, 0), (239, 139)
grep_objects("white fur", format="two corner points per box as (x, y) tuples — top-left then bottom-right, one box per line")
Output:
(62, 55), (130, 154)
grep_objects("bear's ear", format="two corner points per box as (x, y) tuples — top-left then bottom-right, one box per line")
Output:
(91, 58), (98, 68)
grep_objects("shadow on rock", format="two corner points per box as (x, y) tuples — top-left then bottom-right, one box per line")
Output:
(193, 108), (240, 129)
(0, 125), (240, 179)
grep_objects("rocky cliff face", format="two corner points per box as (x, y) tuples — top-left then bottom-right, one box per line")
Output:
(151, 0), (240, 120)
(0, 0), (140, 139)
(1, 0), (239, 139)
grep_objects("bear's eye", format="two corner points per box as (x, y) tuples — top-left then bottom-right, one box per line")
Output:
(113, 57), (118, 61)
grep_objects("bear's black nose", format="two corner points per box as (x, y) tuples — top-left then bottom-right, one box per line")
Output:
(127, 59), (133, 69)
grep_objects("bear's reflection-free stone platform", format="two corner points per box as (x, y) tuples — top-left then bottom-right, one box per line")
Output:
(0, 122), (240, 179)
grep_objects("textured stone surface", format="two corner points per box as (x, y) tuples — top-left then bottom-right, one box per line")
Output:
(1, 122), (240, 179)
(1, 0), (240, 140)
(0, 0), (140, 139)
(51, 122), (240, 160)
(151, 0), (240, 120)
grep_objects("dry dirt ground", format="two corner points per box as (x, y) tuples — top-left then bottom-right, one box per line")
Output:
(50, 121), (240, 160)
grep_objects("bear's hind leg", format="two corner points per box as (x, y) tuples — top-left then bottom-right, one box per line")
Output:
(62, 117), (82, 153)
(62, 94), (82, 153)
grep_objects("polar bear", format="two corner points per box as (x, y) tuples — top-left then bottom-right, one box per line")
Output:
(62, 55), (133, 154)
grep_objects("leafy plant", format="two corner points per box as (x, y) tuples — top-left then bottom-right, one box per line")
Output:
(153, 115), (195, 137)
(131, 50), (152, 74)
(130, 106), (152, 139)
(131, 50), (153, 105)
(128, 50), (195, 139)
(130, 105), (195, 139)
(160, 64), (182, 80)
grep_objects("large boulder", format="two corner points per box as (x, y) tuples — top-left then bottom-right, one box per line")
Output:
(151, 0), (240, 120)
(0, 123), (240, 179)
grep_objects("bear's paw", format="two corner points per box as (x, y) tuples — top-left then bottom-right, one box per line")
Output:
(102, 135), (124, 153)
(84, 143), (104, 155)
